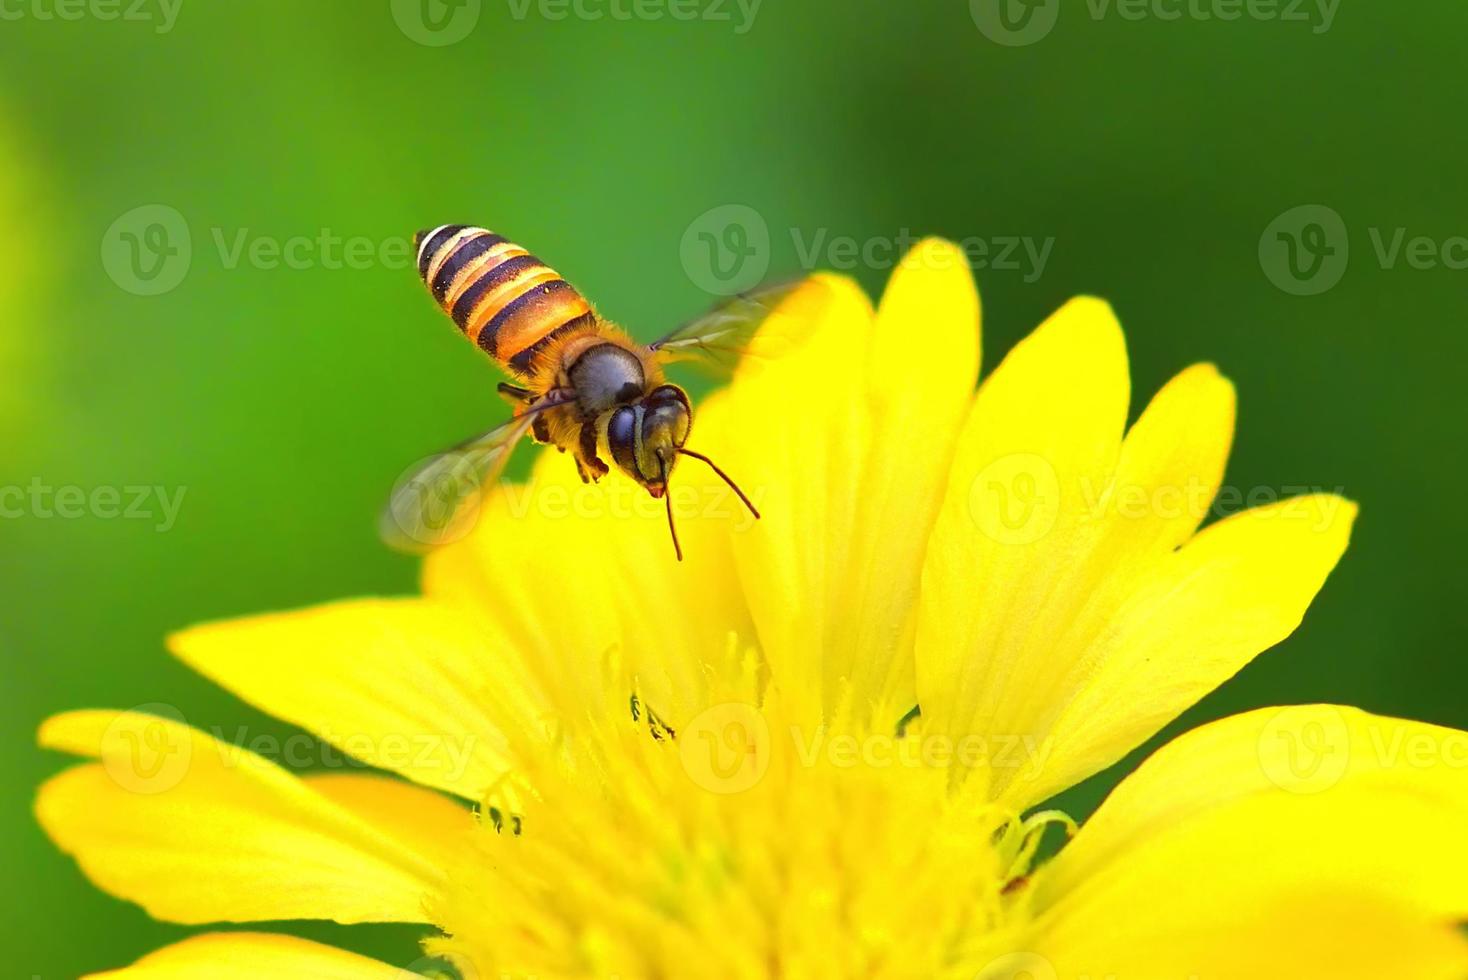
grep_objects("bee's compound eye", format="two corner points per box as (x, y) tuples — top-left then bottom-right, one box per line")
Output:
(644, 386), (691, 446)
(608, 406), (636, 447)
(647, 385), (689, 411)
(608, 406), (638, 476)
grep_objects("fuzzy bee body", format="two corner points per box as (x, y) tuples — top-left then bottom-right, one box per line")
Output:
(388, 225), (789, 558)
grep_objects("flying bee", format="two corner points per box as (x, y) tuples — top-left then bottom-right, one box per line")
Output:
(382, 224), (802, 559)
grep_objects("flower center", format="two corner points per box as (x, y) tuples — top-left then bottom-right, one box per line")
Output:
(428, 682), (1074, 979)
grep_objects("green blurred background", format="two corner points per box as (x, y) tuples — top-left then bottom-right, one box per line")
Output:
(4, 0), (1466, 973)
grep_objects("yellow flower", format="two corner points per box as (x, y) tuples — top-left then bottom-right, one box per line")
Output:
(37, 240), (1468, 979)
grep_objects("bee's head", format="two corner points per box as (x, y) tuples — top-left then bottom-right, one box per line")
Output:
(606, 385), (691, 497)
(607, 384), (759, 562)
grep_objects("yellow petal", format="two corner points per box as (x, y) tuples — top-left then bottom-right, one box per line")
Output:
(428, 253), (971, 731)
(169, 598), (531, 802)
(916, 296), (1129, 748)
(1019, 708), (1468, 980)
(1036, 705), (1468, 911)
(832, 238), (981, 724)
(698, 273), (878, 715)
(304, 773), (473, 877)
(85, 933), (417, 979)
(1004, 494), (1356, 808)
(422, 436), (751, 730)
(916, 307), (1351, 810)
(1106, 361), (1235, 554)
(1008, 890), (1468, 980)
(36, 710), (444, 924)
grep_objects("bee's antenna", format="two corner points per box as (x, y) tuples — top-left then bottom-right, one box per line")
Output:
(676, 448), (761, 520)
(660, 454), (684, 562)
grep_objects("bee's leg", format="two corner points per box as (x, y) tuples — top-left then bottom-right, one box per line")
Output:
(497, 382), (533, 406)
(531, 413), (553, 446)
(578, 422), (609, 482)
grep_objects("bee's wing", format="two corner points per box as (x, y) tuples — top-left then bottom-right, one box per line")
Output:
(379, 391), (573, 553)
(647, 277), (822, 376)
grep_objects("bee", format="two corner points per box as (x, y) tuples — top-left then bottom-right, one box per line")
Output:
(382, 224), (799, 560)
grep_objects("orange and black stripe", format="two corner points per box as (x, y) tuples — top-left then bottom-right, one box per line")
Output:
(413, 225), (595, 374)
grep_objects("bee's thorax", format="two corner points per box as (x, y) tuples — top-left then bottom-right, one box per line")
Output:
(567, 343), (646, 416)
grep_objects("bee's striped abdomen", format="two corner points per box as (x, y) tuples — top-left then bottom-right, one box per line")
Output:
(414, 225), (595, 375)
